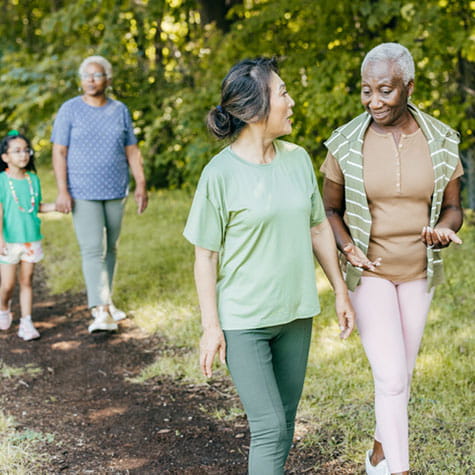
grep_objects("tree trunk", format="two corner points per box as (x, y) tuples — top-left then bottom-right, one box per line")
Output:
(462, 149), (475, 210)
(197, 0), (242, 32)
(457, 54), (475, 210)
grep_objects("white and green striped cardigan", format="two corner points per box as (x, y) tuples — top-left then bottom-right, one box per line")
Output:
(324, 103), (461, 291)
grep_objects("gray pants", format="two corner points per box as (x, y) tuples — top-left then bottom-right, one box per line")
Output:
(72, 199), (125, 308)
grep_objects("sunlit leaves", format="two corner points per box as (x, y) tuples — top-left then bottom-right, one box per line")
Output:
(0, 0), (473, 192)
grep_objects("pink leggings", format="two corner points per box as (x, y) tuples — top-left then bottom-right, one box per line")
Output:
(350, 277), (434, 473)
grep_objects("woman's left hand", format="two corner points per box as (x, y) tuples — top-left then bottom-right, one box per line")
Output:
(421, 225), (462, 249)
(125, 144), (148, 214)
(335, 292), (355, 340)
(200, 326), (226, 378)
(134, 185), (148, 214)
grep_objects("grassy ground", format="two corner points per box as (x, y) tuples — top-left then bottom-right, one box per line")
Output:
(0, 363), (50, 474)
(3, 164), (474, 473)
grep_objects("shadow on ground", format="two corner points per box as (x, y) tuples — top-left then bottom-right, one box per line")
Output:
(0, 269), (358, 474)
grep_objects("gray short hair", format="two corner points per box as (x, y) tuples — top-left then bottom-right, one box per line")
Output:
(361, 43), (415, 85)
(79, 55), (113, 79)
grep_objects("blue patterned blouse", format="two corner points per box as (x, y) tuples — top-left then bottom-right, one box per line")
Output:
(51, 96), (137, 200)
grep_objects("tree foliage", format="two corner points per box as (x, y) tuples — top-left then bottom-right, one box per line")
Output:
(0, 0), (473, 199)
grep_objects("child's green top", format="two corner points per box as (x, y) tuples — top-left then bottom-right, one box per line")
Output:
(0, 171), (43, 243)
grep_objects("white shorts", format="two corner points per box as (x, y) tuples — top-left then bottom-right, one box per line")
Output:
(0, 241), (44, 264)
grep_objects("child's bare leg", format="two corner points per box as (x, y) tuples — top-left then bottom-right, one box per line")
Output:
(0, 263), (17, 310)
(18, 262), (35, 318)
(17, 262), (40, 340)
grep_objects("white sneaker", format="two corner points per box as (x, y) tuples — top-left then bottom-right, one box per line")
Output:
(18, 316), (40, 341)
(92, 304), (127, 322)
(365, 450), (390, 475)
(88, 309), (118, 333)
(0, 309), (12, 330)
(109, 303), (127, 321)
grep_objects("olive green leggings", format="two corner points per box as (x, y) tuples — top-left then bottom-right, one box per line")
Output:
(224, 317), (313, 475)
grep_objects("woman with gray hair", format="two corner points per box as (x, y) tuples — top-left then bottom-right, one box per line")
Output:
(51, 55), (148, 333)
(321, 43), (463, 474)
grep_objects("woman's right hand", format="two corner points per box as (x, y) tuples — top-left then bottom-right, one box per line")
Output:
(343, 242), (381, 271)
(55, 190), (73, 214)
(200, 326), (226, 378)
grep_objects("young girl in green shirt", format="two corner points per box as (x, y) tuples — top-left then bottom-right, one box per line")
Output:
(0, 131), (56, 340)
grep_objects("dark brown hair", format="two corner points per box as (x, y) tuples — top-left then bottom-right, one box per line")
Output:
(0, 132), (36, 172)
(207, 57), (279, 140)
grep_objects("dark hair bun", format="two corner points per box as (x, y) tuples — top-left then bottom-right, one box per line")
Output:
(207, 106), (233, 139)
(207, 57), (278, 140)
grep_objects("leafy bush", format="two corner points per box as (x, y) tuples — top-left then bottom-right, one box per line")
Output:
(0, 0), (473, 194)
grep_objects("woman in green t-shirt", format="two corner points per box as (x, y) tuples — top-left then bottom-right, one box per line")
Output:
(184, 57), (355, 474)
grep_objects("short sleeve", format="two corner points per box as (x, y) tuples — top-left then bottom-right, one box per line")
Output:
(123, 106), (137, 146)
(183, 173), (225, 252)
(310, 169), (325, 227)
(51, 102), (72, 146)
(320, 152), (344, 185)
(302, 150), (325, 227)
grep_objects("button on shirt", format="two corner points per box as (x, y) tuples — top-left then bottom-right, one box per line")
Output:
(51, 96), (137, 200)
(321, 127), (463, 282)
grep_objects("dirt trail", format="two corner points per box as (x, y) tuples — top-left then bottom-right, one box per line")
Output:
(0, 270), (356, 474)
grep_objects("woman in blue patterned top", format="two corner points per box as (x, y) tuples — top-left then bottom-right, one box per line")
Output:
(51, 55), (148, 333)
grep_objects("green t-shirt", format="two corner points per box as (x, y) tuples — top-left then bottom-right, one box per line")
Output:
(183, 140), (325, 330)
(0, 171), (43, 243)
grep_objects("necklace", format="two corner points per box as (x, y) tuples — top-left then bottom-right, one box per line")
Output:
(5, 170), (36, 213)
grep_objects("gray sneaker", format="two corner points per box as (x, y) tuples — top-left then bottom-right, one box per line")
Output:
(88, 309), (118, 333)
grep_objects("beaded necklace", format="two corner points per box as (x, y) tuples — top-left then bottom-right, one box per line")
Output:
(5, 169), (36, 213)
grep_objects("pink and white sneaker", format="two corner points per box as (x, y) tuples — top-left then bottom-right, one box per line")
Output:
(0, 309), (12, 331)
(18, 316), (40, 341)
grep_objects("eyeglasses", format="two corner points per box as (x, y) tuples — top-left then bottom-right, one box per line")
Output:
(8, 148), (33, 157)
(79, 72), (107, 80)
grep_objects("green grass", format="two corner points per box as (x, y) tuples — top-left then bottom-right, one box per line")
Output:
(7, 164), (473, 473)
(208, 405), (246, 422)
(297, 227), (474, 473)
(0, 362), (42, 379)
(0, 364), (48, 472)
(0, 411), (50, 474)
